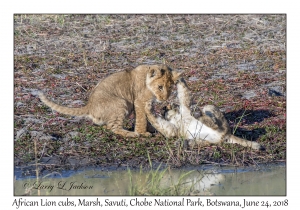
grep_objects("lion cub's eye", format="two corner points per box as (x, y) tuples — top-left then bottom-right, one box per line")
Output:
(158, 85), (164, 91)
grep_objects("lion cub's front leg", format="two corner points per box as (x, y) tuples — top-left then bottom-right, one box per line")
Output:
(134, 100), (152, 136)
(176, 78), (220, 131)
(144, 100), (177, 138)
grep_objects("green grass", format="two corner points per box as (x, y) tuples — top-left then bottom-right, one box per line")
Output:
(128, 153), (197, 196)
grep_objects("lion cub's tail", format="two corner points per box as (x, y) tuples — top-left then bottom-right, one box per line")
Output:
(39, 92), (89, 117)
(227, 134), (264, 151)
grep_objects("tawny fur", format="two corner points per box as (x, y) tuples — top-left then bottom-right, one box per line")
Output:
(145, 78), (264, 150)
(39, 64), (182, 137)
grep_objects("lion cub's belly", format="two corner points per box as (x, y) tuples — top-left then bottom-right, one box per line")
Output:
(185, 119), (222, 143)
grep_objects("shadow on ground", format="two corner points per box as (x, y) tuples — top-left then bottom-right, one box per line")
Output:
(225, 109), (273, 141)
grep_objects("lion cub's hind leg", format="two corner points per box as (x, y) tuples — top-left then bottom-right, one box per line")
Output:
(202, 106), (264, 150)
(225, 135), (264, 150)
(200, 105), (230, 132)
(198, 106), (220, 131)
(106, 114), (139, 138)
(100, 102), (138, 138)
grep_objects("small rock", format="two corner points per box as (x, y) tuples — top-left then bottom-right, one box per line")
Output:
(67, 157), (80, 167)
(26, 45), (36, 54)
(30, 90), (41, 96)
(236, 61), (257, 71)
(51, 74), (66, 79)
(22, 88), (38, 94)
(71, 100), (85, 105)
(68, 131), (80, 138)
(40, 156), (60, 165)
(241, 90), (257, 100)
(16, 102), (24, 108)
(80, 158), (90, 165)
(14, 158), (21, 166)
(179, 52), (190, 56)
(29, 131), (44, 138)
(264, 81), (285, 87)
(188, 76), (199, 82)
(143, 59), (156, 64)
(226, 43), (241, 49)
(211, 73), (229, 80)
(268, 86), (285, 96)
(39, 135), (58, 141)
(40, 157), (51, 163)
(159, 36), (169, 41)
(15, 128), (28, 140)
(24, 117), (42, 124)
(84, 142), (91, 147)
(56, 117), (68, 121)
(279, 69), (286, 73)
(62, 137), (70, 142)
(39, 136), (51, 141)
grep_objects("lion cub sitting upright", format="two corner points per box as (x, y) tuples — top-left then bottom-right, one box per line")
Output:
(145, 78), (264, 150)
(39, 64), (182, 137)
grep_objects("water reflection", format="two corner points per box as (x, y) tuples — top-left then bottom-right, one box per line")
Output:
(14, 164), (285, 196)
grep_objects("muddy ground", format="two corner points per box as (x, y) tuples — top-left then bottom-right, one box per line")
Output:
(14, 15), (286, 176)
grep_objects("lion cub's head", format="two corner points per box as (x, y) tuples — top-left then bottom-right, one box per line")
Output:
(162, 103), (180, 121)
(146, 64), (182, 102)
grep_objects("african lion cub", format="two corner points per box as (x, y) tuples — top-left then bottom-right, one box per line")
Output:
(39, 64), (182, 137)
(145, 78), (264, 150)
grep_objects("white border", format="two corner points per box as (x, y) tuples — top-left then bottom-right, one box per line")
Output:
(4, 0), (298, 209)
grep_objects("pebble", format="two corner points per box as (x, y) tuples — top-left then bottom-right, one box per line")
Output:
(15, 128), (28, 140)
(51, 74), (66, 79)
(23, 117), (42, 124)
(241, 90), (257, 100)
(16, 102), (24, 108)
(268, 86), (285, 96)
(236, 62), (257, 71)
(188, 76), (199, 81)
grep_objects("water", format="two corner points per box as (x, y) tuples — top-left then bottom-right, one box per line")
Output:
(14, 163), (285, 196)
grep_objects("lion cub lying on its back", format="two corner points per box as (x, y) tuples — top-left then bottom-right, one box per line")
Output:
(39, 64), (182, 138)
(145, 78), (264, 150)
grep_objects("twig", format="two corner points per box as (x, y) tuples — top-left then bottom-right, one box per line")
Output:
(76, 82), (87, 92)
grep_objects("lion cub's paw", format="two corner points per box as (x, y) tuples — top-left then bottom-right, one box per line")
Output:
(251, 142), (265, 151)
(140, 132), (152, 137)
(126, 132), (140, 138)
(145, 101), (153, 112)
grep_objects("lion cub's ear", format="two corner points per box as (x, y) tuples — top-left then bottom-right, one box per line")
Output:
(171, 70), (183, 82)
(148, 67), (165, 78)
